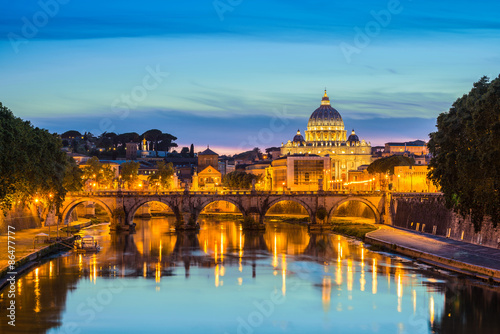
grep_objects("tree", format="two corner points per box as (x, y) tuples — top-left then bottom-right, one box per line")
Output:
(63, 158), (83, 192)
(157, 133), (178, 154)
(0, 103), (69, 212)
(114, 132), (140, 146)
(222, 171), (260, 189)
(120, 161), (140, 189)
(81, 157), (115, 189)
(61, 130), (82, 139)
(367, 155), (414, 175)
(148, 161), (175, 190)
(189, 144), (195, 157)
(142, 130), (178, 156)
(428, 75), (500, 231)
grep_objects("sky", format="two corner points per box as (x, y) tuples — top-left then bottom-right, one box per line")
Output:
(1, 0), (499, 154)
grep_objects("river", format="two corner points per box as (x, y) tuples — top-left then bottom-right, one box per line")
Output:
(1, 217), (499, 334)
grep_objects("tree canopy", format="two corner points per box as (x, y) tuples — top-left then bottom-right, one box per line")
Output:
(222, 171), (260, 189)
(81, 156), (115, 189)
(148, 161), (175, 189)
(367, 155), (414, 175)
(0, 103), (69, 212)
(61, 130), (82, 139)
(428, 75), (500, 231)
(120, 161), (140, 188)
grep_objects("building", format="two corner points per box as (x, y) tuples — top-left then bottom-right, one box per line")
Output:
(125, 142), (138, 160)
(193, 166), (222, 191)
(384, 140), (428, 156)
(281, 90), (372, 183)
(266, 154), (330, 191)
(245, 161), (272, 189)
(393, 165), (438, 193)
(198, 146), (219, 172)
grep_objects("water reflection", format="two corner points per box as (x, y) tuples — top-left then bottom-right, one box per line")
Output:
(0, 217), (499, 334)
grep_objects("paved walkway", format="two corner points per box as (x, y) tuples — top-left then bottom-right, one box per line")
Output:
(367, 226), (500, 277)
(0, 220), (88, 270)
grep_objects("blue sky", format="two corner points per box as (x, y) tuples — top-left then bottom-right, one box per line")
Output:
(1, 0), (499, 154)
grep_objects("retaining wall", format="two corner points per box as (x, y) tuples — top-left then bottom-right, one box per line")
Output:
(391, 194), (500, 248)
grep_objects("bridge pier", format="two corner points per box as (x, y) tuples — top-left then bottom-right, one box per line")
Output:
(383, 192), (393, 225)
(175, 212), (200, 231)
(242, 213), (266, 231)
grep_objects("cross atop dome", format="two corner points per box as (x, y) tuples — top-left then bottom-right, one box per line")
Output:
(321, 89), (330, 106)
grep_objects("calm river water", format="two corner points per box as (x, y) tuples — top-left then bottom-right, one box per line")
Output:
(1, 217), (499, 334)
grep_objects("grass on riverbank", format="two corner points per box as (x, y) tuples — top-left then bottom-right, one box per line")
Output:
(330, 219), (378, 240)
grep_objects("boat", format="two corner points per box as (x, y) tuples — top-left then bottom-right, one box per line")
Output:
(74, 235), (101, 253)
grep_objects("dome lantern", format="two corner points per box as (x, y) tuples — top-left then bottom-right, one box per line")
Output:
(305, 90), (346, 144)
(321, 89), (330, 106)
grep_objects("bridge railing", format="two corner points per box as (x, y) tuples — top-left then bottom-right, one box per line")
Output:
(67, 189), (385, 197)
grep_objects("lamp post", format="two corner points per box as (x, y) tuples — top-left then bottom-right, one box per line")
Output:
(282, 182), (286, 193)
(397, 174), (400, 192)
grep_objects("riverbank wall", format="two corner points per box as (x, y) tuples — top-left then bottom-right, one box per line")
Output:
(0, 236), (75, 291)
(365, 232), (500, 282)
(391, 194), (500, 249)
(0, 204), (42, 234)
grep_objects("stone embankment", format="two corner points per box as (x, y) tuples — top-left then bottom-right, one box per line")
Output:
(366, 226), (500, 282)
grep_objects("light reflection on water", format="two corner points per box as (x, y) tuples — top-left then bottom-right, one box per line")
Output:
(1, 217), (499, 334)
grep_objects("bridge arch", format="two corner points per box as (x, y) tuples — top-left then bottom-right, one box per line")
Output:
(127, 199), (179, 224)
(329, 197), (381, 224)
(197, 198), (246, 216)
(61, 197), (113, 225)
(264, 197), (314, 224)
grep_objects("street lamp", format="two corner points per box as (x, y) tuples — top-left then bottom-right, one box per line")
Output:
(397, 174), (400, 192)
(282, 182), (286, 193)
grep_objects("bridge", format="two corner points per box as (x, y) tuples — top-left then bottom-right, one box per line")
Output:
(58, 190), (390, 231)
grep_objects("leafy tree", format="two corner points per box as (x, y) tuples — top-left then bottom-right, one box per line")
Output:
(63, 158), (84, 192)
(180, 147), (190, 156)
(96, 132), (115, 150)
(367, 155), (414, 175)
(0, 103), (68, 212)
(120, 161), (140, 189)
(142, 129), (162, 154)
(114, 132), (140, 146)
(148, 161), (175, 190)
(190, 144), (195, 157)
(157, 133), (178, 154)
(428, 75), (500, 231)
(81, 156), (115, 189)
(61, 130), (82, 139)
(222, 171), (260, 189)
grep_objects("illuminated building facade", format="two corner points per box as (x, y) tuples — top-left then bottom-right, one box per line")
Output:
(281, 91), (372, 183)
(267, 155), (330, 191)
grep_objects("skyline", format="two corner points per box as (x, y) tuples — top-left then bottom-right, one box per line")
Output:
(1, 0), (499, 154)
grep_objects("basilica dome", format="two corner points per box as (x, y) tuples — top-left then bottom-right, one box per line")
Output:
(347, 129), (360, 144)
(293, 129), (305, 143)
(305, 90), (347, 144)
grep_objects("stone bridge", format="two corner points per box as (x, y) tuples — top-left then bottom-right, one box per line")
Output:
(59, 190), (390, 230)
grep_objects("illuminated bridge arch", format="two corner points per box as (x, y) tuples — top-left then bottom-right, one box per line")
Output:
(329, 197), (381, 224)
(61, 197), (113, 225)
